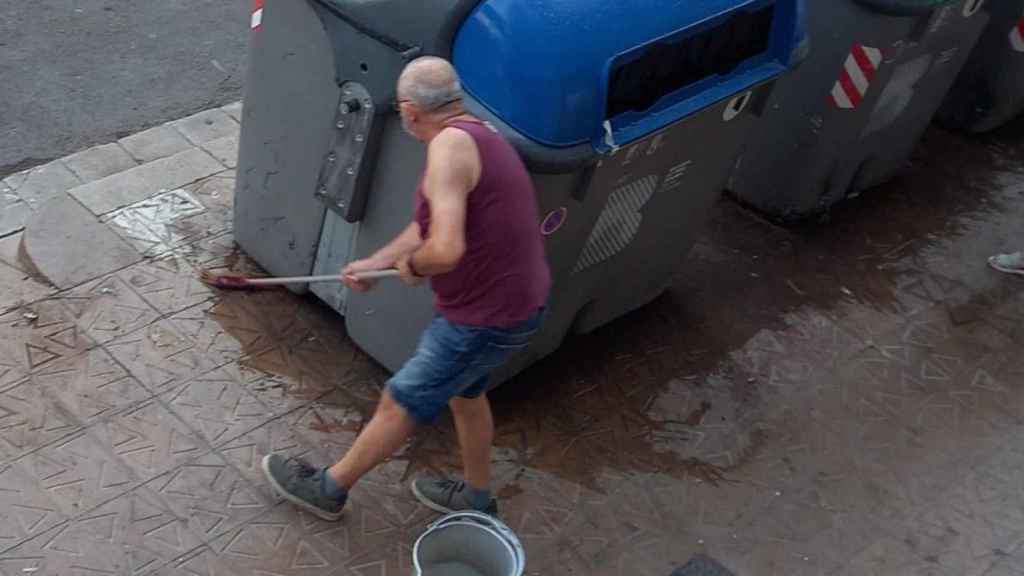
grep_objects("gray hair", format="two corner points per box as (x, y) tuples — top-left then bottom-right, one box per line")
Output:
(397, 56), (463, 111)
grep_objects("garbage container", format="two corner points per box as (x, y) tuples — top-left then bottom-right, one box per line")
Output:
(938, 2), (1024, 132)
(727, 0), (989, 221)
(234, 0), (807, 379)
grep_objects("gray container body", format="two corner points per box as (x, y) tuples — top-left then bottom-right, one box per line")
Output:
(728, 0), (989, 221)
(345, 86), (772, 378)
(234, 0), (476, 286)
(235, 0), (788, 384)
(939, 2), (1024, 133)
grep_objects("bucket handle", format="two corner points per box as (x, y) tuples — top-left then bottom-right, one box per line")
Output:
(414, 512), (526, 576)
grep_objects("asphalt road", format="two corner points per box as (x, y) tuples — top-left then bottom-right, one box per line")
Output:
(0, 0), (250, 177)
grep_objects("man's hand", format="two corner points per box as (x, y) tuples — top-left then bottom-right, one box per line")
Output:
(396, 254), (425, 287)
(342, 257), (390, 293)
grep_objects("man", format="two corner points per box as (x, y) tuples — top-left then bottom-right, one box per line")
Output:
(261, 56), (551, 520)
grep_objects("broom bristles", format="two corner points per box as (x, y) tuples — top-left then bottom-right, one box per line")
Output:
(198, 269), (257, 289)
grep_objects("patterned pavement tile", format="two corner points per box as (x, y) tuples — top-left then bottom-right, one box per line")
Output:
(217, 417), (323, 499)
(734, 308), (867, 380)
(0, 301), (93, 390)
(958, 354), (1024, 424)
(18, 429), (137, 517)
(4, 105), (1024, 576)
(892, 460), (1024, 576)
(91, 399), (207, 482)
(725, 543), (836, 576)
(322, 496), (419, 576)
(146, 451), (270, 543)
(0, 486), (203, 576)
(151, 544), (240, 576)
(106, 188), (211, 257)
(833, 536), (956, 576)
(33, 347), (152, 426)
(343, 457), (436, 535)
(543, 480), (695, 576)
(734, 484), (882, 575)
(221, 362), (336, 416)
(0, 377), (79, 460)
(647, 468), (777, 536)
(60, 273), (160, 344)
(162, 367), (273, 447)
(0, 462), (67, 553)
(233, 291), (356, 377)
(971, 438), (1024, 509)
(0, 233), (54, 313)
(231, 290), (307, 340)
(983, 554), (1024, 576)
(119, 254), (215, 316)
(178, 231), (264, 278)
(179, 174), (235, 234)
(168, 296), (272, 367)
(241, 340), (364, 406)
(106, 319), (219, 393)
(205, 504), (352, 576)
(285, 390), (364, 464)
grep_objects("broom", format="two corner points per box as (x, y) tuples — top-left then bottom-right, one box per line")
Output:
(199, 268), (400, 290)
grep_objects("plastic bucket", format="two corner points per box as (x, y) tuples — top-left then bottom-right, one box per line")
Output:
(412, 512), (525, 576)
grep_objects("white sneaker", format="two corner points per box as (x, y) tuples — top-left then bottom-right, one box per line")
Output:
(988, 252), (1024, 276)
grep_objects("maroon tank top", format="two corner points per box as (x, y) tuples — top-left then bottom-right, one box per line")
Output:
(415, 119), (551, 327)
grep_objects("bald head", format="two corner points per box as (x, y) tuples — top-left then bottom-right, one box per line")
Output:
(397, 56), (463, 112)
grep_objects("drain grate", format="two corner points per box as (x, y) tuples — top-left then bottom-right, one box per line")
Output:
(671, 555), (737, 576)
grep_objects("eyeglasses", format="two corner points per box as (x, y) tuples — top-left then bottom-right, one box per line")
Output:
(392, 96), (463, 112)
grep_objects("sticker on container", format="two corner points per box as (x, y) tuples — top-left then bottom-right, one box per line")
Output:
(251, 0), (264, 31)
(661, 160), (693, 193)
(723, 91), (752, 122)
(862, 54), (931, 137)
(572, 175), (658, 273)
(1011, 19), (1024, 52)
(830, 44), (883, 110)
(962, 0), (984, 18)
(541, 207), (567, 236)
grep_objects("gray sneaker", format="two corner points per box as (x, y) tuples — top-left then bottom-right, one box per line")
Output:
(989, 252), (1024, 276)
(411, 478), (498, 515)
(261, 454), (346, 521)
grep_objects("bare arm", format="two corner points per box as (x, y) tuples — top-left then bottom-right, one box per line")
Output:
(341, 221), (421, 292)
(401, 127), (480, 278)
(367, 221), (422, 268)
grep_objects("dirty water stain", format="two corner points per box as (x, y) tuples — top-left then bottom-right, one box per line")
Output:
(193, 123), (1024, 499)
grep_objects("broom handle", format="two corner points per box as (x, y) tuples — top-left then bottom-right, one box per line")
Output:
(245, 269), (400, 286)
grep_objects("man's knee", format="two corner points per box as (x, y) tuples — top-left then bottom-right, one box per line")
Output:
(377, 390), (411, 418)
(449, 394), (488, 417)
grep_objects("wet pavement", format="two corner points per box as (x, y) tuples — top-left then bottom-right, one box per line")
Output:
(1, 116), (1023, 576)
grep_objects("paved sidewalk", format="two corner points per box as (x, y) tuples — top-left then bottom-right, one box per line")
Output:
(0, 107), (1022, 575)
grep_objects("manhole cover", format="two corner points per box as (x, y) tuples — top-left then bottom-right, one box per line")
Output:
(671, 555), (736, 576)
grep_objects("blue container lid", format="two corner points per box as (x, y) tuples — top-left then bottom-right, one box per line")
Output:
(453, 0), (806, 150)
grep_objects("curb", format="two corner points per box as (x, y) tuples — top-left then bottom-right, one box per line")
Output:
(1, 102), (243, 309)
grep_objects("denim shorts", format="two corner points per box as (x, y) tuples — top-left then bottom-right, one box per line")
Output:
(386, 309), (544, 424)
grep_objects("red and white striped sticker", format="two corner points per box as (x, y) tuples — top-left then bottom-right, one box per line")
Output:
(830, 43), (883, 110)
(1011, 19), (1024, 52)
(251, 0), (264, 31)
